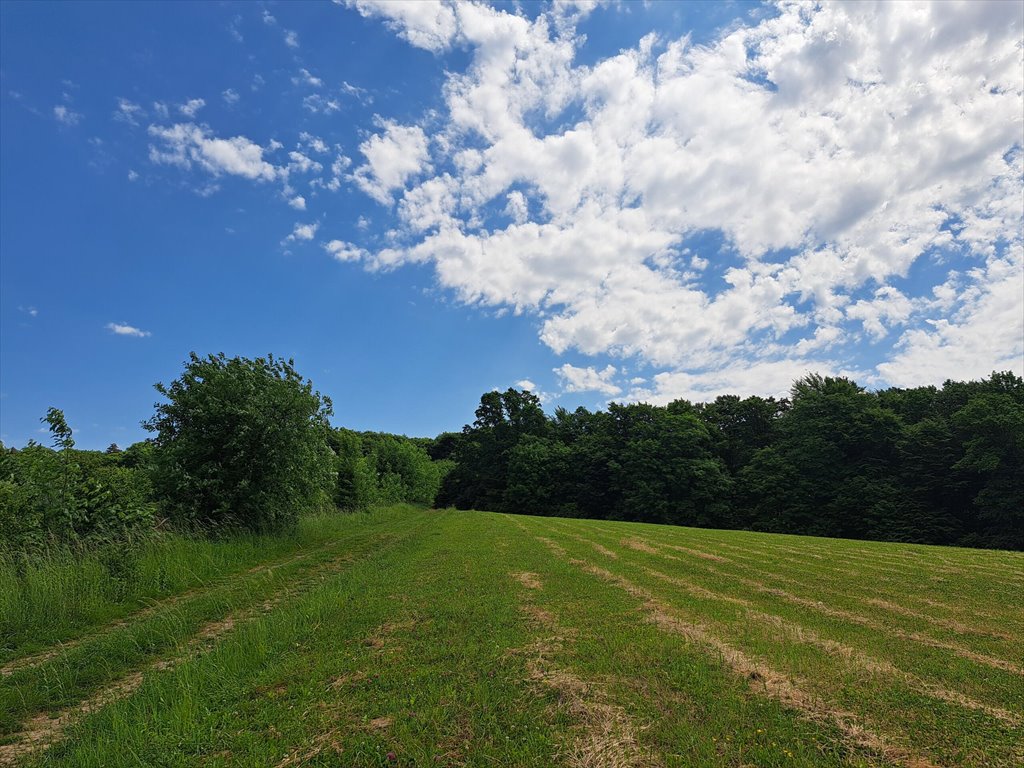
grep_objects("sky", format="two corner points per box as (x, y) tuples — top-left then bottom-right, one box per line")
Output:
(1, 0), (1022, 450)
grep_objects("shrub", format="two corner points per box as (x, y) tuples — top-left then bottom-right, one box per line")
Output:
(144, 353), (334, 533)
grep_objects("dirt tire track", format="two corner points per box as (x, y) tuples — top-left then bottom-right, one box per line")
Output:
(534, 536), (946, 768)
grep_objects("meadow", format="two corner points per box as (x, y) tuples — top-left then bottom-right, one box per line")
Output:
(1, 506), (1021, 767)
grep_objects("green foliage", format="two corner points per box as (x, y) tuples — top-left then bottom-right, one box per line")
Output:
(143, 353), (334, 533)
(440, 372), (1023, 550)
(0, 417), (155, 551)
(330, 428), (451, 510)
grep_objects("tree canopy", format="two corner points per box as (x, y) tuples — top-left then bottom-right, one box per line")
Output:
(143, 353), (334, 533)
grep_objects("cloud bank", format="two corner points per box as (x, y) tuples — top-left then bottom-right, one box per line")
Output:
(340, 0), (1023, 400)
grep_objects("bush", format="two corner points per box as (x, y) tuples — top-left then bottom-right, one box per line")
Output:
(144, 353), (334, 533)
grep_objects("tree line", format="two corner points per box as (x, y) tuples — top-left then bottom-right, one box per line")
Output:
(1, 353), (1020, 552)
(434, 372), (1023, 550)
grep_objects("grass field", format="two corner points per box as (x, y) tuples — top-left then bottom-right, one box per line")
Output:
(1, 506), (1021, 767)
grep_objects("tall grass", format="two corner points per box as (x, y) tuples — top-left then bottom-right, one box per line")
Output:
(0, 510), (394, 661)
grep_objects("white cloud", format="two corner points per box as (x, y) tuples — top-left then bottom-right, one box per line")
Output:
(555, 364), (622, 396)
(875, 245), (1024, 386)
(348, 0), (459, 52)
(293, 68), (323, 87)
(626, 359), (858, 405)
(287, 151), (323, 174)
(114, 98), (145, 126)
(344, 0), (1023, 394)
(222, 88), (240, 105)
(341, 80), (369, 100)
(516, 379), (537, 392)
(299, 132), (330, 154)
(352, 121), (430, 204)
(288, 195), (306, 210)
(285, 222), (319, 243)
(127, 169), (139, 181)
(846, 287), (915, 340)
(53, 105), (81, 125)
(505, 191), (529, 224)
(324, 240), (368, 262)
(152, 101), (169, 119)
(106, 322), (151, 338)
(228, 15), (243, 42)
(302, 94), (341, 114)
(284, 30), (300, 48)
(148, 123), (279, 181)
(178, 98), (206, 118)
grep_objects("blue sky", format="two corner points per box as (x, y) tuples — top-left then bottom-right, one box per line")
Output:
(2, 1), (1022, 450)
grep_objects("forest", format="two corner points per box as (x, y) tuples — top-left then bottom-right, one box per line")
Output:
(437, 372), (1023, 550)
(1, 353), (1021, 552)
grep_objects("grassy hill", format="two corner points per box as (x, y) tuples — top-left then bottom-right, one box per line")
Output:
(1, 507), (1021, 767)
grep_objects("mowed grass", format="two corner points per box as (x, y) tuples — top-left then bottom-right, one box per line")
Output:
(1, 508), (1021, 767)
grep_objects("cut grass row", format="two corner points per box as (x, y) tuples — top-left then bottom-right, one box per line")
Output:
(3, 508), (1019, 767)
(524, 517), (1024, 767)
(574, 519), (1024, 644)
(549, 520), (1024, 700)
(0, 510), (404, 663)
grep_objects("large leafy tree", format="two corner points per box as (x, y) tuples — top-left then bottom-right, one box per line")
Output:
(144, 353), (333, 532)
(738, 375), (903, 538)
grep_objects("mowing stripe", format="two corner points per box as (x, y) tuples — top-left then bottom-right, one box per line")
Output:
(510, 571), (657, 768)
(625, 534), (1017, 642)
(636, 566), (1022, 728)
(0, 544), (329, 679)
(612, 533), (1024, 673)
(682, 537), (1024, 590)
(567, 528), (1021, 727)
(534, 537), (944, 768)
(0, 544), (376, 767)
(538, 519), (1021, 640)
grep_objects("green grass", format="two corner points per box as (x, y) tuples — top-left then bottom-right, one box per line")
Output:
(0, 512), (396, 662)
(2, 508), (1021, 767)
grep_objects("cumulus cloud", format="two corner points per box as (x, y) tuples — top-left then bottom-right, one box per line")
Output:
(299, 132), (330, 154)
(324, 239), (368, 262)
(285, 222), (319, 243)
(352, 121), (430, 204)
(343, 0), (1023, 396)
(288, 195), (306, 210)
(148, 123), (279, 181)
(178, 98), (206, 118)
(106, 322), (151, 338)
(222, 88), (240, 105)
(287, 151), (322, 175)
(555, 364), (622, 396)
(348, 0), (458, 52)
